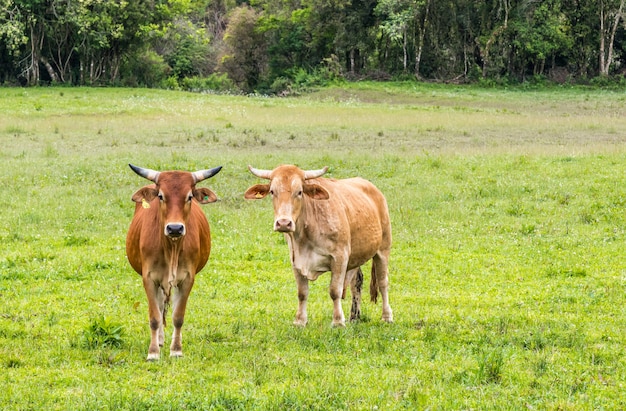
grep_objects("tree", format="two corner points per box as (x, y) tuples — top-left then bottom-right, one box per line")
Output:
(510, 1), (572, 78)
(0, 0), (48, 85)
(219, 5), (267, 91)
(337, 0), (377, 75)
(301, 0), (349, 71)
(375, 0), (431, 77)
(0, 0), (28, 83)
(475, 0), (510, 79)
(599, 0), (625, 75)
(255, 2), (312, 81)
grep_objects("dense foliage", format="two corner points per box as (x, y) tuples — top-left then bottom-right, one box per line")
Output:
(1, 0), (625, 91)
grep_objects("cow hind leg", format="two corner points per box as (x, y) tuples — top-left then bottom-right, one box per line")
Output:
(170, 276), (194, 357)
(349, 267), (363, 322)
(372, 252), (393, 323)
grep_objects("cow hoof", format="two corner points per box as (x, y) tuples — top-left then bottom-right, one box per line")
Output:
(331, 321), (346, 328)
(293, 319), (307, 327)
(146, 353), (160, 361)
(382, 315), (394, 323)
(170, 351), (183, 358)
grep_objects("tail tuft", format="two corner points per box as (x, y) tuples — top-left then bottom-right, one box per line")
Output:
(370, 263), (379, 303)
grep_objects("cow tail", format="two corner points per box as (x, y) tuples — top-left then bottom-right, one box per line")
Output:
(370, 263), (379, 304)
(162, 302), (168, 327)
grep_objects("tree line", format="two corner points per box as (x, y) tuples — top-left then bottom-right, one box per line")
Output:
(1, 0), (625, 92)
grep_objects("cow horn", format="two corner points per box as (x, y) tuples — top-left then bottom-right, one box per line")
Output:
(192, 166), (223, 183)
(304, 166), (329, 180)
(129, 164), (160, 182)
(248, 165), (272, 180)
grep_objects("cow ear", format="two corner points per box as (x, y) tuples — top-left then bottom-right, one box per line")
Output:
(194, 187), (218, 204)
(303, 183), (329, 200)
(244, 184), (270, 200)
(131, 186), (158, 203)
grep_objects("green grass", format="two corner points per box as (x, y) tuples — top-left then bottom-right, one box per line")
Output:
(1, 83), (626, 409)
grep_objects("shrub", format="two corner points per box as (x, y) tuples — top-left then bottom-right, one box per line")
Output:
(160, 76), (180, 90)
(180, 74), (236, 93)
(121, 50), (171, 88)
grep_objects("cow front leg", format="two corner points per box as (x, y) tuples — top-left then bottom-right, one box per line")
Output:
(156, 287), (166, 347)
(143, 276), (163, 361)
(329, 268), (346, 327)
(294, 272), (309, 327)
(170, 275), (194, 357)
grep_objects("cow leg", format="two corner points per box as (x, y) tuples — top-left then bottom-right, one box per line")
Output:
(170, 275), (194, 357)
(348, 267), (363, 322)
(156, 286), (166, 347)
(143, 276), (163, 361)
(329, 265), (347, 327)
(294, 272), (309, 327)
(373, 252), (393, 323)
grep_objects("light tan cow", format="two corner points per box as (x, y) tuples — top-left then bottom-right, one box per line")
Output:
(126, 164), (221, 360)
(244, 164), (393, 327)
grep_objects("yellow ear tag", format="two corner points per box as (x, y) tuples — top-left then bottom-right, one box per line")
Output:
(141, 198), (151, 209)
(255, 193), (264, 199)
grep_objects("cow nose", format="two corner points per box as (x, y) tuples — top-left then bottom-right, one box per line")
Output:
(274, 219), (294, 232)
(166, 223), (185, 238)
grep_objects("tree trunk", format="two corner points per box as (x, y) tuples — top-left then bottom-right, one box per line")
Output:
(403, 29), (407, 72)
(349, 49), (356, 74)
(27, 24), (42, 85)
(600, 1), (606, 74)
(479, 0), (509, 78)
(414, 0), (430, 79)
(41, 57), (59, 83)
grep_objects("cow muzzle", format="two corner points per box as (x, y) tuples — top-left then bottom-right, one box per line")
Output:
(165, 223), (186, 238)
(274, 218), (294, 232)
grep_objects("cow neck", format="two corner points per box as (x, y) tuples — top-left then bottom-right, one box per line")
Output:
(285, 199), (318, 272)
(162, 236), (183, 296)
(291, 196), (313, 242)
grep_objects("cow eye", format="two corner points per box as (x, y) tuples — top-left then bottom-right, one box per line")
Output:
(158, 193), (164, 201)
(188, 194), (194, 202)
(296, 190), (303, 197)
(269, 189), (274, 196)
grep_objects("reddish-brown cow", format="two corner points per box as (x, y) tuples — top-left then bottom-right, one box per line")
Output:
(244, 164), (393, 327)
(126, 164), (221, 360)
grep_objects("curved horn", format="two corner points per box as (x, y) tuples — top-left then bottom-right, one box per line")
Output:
(304, 166), (329, 180)
(129, 164), (160, 182)
(192, 166), (223, 183)
(248, 165), (272, 180)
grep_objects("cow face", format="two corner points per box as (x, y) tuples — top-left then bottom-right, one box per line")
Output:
(130, 164), (221, 239)
(244, 165), (329, 233)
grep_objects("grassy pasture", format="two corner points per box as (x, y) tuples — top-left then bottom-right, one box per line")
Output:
(1, 83), (626, 409)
